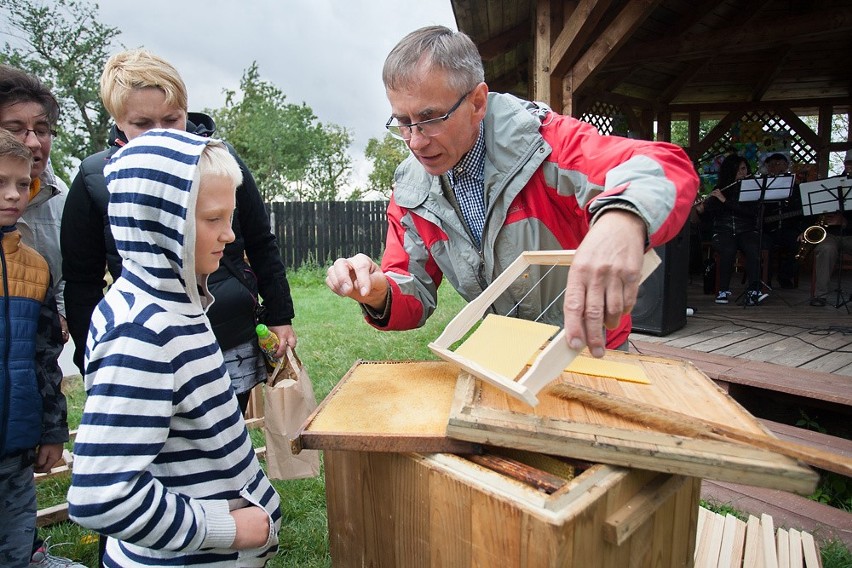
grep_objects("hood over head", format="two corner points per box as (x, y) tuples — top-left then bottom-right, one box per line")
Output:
(104, 128), (223, 309)
(107, 111), (216, 148)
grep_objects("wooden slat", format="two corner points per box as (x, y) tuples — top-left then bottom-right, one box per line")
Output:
(801, 531), (820, 568)
(718, 514), (746, 568)
(33, 464), (71, 483)
(762, 513), (780, 568)
(696, 506), (709, 550)
(603, 474), (686, 546)
(788, 529), (804, 568)
(743, 515), (765, 568)
(547, 379), (848, 477)
(36, 503), (69, 528)
(694, 508), (725, 568)
(777, 528), (790, 568)
(466, 454), (567, 494)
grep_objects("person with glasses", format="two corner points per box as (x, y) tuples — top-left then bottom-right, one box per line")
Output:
(327, 26), (698, 356)
(0, 65), (69, 343)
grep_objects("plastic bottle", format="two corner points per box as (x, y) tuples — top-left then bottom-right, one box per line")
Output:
(256, 323), (281, 365)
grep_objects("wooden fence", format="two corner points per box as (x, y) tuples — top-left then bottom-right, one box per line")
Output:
(268, 200), (389, 269)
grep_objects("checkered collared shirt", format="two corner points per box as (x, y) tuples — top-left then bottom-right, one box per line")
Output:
(447, 124), (486, 248)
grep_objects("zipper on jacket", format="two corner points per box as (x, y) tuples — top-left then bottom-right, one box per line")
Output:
(475, 249), (489, 292)
(1, 238), (10, 454)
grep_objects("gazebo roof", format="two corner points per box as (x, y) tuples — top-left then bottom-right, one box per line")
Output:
(450, 0), (852, 119)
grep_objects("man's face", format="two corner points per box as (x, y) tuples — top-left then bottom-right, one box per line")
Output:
(386, 68), (486, 176)
(194, 175), (236, 276)
(0, 156), (32, 226)
(0, 101), (53, 180)
(115, 87), (188, 141)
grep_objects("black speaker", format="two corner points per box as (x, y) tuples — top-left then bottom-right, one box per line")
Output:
(632, 225), (690, 335)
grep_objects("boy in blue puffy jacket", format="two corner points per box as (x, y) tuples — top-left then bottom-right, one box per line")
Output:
(0, 129), (67, 566)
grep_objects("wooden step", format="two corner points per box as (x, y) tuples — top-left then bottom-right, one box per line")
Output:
(630, 340), (852, 407)
(760, 418), (852, 477)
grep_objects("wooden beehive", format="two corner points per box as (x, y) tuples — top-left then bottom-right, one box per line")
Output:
(323, 449), (701, 568)
(295, 358), (818, 567)
(297, 360), (703, 567)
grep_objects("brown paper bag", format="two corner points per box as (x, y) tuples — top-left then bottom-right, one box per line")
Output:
(263, 347), (321, 480)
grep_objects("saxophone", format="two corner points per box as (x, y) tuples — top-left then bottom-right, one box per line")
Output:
(794, 217), (828, 261)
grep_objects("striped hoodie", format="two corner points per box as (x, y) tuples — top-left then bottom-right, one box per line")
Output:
(67, 129), (281, 567)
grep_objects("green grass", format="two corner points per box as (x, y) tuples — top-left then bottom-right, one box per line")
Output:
(36, 266), (852, 567)
(700, 499), (747, 521)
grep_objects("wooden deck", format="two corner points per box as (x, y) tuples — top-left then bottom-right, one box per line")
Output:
(630, 275), (852, 376)
(628, 273), (852, 550)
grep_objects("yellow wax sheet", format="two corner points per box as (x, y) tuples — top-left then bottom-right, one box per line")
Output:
(565, 355), (651, 384)
(454, 314), (559, 380)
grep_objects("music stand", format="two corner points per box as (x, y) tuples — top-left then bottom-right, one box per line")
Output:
(737, 174), (796, 306)
(799, 176), (852, 311)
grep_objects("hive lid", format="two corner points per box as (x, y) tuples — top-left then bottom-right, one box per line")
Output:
(446, 349), (819, 495)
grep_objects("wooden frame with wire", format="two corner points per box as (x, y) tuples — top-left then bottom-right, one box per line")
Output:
(428, 249), (661, 406)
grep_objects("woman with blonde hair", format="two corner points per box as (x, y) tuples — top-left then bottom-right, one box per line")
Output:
(62, 49), (297, 411)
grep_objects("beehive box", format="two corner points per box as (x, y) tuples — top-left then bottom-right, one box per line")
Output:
(323, 448), (701, 568)
(297, 360), (706, 567)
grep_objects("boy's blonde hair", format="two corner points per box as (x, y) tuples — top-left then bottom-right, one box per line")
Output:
(100, 49), (188, 120)
(0, 128), (34, 166)
(198, 141), (243, 188)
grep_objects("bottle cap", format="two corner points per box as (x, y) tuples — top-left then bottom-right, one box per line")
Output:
(256, 323), (270, 337)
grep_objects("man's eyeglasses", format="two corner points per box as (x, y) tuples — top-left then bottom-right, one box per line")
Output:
(1, 124), (57, 141)
(385, 90), (471, 141)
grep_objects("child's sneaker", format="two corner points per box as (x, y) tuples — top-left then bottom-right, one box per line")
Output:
(715, 290), (732, 304)
(28, 538), (87, 568)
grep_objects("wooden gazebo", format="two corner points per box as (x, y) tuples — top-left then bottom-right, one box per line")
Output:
(449, 0), (852, 179)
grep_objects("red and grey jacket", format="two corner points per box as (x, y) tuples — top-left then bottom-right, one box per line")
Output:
(374, 92), (698, 348)
(0, 226), (66, 458)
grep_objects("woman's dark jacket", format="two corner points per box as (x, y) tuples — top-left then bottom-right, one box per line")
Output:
(61, 113), (294, 371)
(703, 182), (760, 235)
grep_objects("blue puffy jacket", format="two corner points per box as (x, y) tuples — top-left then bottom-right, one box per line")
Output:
(0, 225), (67, 458)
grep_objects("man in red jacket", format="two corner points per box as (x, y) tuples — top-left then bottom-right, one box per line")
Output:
(327, 26), (697, 357)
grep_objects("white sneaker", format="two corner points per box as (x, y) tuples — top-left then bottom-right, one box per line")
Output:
(715, 290), (732, 304)
(28, 537), (87, 568)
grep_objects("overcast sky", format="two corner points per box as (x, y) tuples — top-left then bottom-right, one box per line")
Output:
(97, 1), (458, 189)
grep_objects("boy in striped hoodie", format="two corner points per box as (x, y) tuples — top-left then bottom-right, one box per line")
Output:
(68, 129), (281, 567)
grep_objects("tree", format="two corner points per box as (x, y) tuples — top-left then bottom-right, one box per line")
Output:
(0, 0), (120, 180)
(669, 119), (717, 149)
(364, 132), (409, 198)
(209, 62), (354, 202)
(302, 123), (355, 201)
(802, 113), (849, 175)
